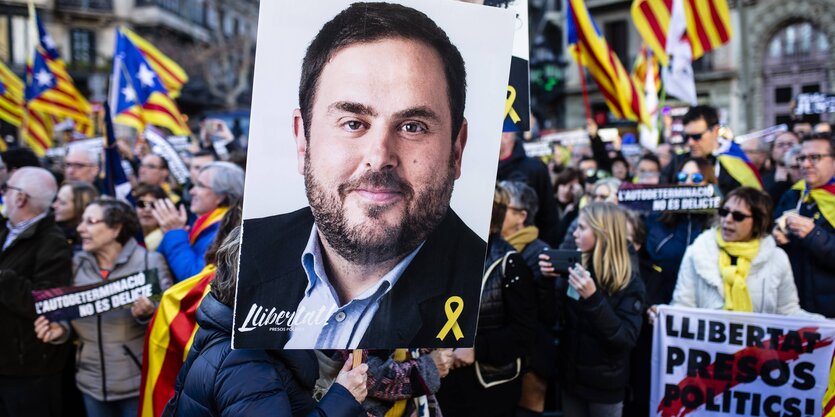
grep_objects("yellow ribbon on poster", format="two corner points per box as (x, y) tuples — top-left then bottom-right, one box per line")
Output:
(505, 86), (521, 124)
(436, 296), (464, 341)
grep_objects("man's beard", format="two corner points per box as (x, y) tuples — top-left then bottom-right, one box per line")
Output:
(304, 151), (455, 265)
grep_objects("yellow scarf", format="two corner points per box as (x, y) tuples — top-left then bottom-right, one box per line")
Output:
(715, 229), (759, 312)
(791, 180), (835, 229)
(505, 225), (539, 252)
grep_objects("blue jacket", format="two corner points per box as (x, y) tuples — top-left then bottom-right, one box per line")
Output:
(171, 293), (364, 417)
(158, 223), (218, 283)
(642, 213), (709, 305)
(775, 189), (835, 318)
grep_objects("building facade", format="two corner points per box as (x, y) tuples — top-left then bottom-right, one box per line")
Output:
(544, 0), (834, 134)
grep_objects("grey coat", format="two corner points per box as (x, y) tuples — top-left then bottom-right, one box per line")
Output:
(70, 238), (172, 401)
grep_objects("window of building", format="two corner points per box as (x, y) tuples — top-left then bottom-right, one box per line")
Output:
(603, 20), (628, 69)
(774, 86), (792, 104)
(71, 29), (95, 66)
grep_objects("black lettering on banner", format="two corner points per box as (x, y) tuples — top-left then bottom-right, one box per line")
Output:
(751, 393), (762, 416)
(784, 397), (801, 417)
(729, 322), (744, 346)
(782, 331), (804, 354)
(805, 332), (822, 353)
(736, 355), (758, 383)
(666, 314), (679, 337)
(806, 398), (816, 415)
(713, 352), (734, 381)
(705, 387), (721, 411)
(681, 317), (695, 339)
(746, 324), (765, 347)
(709, 320), (726, 343)
(760, 359), (790, 387)
(733, 390), (751, 415)
(766, 327), (784, 348)
(686, 348), (711, 378)
(681, 385), (703, 409)
(763, 395), (781, 417)
(791, 362), (815, 390)
(662, 384), (680, 406)
(666, 346), (685, 374)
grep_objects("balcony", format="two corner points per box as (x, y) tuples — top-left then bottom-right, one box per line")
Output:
(55, 0), (113, 13)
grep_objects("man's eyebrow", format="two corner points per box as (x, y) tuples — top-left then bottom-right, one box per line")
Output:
(395, 106), (442, 124)
(327, 101), (377, 117)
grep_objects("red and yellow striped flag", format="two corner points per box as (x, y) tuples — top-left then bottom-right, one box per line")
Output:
(0, 61), (24, 127)
(139, 265), (216, 417)
(21, 107), (55, 157)
(631, 0), (732, 67)
(567, 0), (649, 126)
(121, 27), (188, 98)
(632, 44), (661, 93)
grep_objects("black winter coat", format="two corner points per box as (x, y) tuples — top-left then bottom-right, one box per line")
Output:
(0, 214), (73, 376)
(558, 254), (646, 404)
(171, 293), (364, 417)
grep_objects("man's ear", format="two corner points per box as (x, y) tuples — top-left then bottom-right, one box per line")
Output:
(293, 109), (307, 175)
(452, 118), (468, 180)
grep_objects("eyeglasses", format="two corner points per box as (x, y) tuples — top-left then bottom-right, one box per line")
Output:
(718, 207), (752, 222)
(79, 217), (106, 226)
(0, 183), (25, 195)
(140, 164), (164, 170)
(676, 172), (705, 184)
(65, 162), (95, 169)
(795, 154), (833, 164)
(135, 200), (155, 209)
(774, 141), (796, 149)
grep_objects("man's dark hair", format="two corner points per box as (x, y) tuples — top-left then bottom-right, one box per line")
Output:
(682, 105), (719, 128)
(554, 167), (585, 188)
(299, 2), (467, 143)
(1, 148), (40, 171)
(148, 153), (169, 171)
(802, 131), (835, 155)
(132, 183), (167, 200)
(721, 187), (773, 240)
(639, 153), (661, 171)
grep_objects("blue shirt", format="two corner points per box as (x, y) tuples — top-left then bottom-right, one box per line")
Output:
(284, 225), (422, 349)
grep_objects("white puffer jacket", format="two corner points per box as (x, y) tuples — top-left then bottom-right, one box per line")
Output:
(671, 228), (822, 318)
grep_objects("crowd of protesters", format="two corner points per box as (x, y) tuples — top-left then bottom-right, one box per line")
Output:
(0, 106), (834, 417)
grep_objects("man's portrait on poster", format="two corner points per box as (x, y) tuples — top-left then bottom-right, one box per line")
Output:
(233, 0), (514, 349)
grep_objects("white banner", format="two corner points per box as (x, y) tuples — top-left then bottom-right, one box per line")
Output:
(651, 305), (835, 417)
(144, 129), (189, 185)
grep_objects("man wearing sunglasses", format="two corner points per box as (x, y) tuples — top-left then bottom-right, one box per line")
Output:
(773, 132), (835, 318)
(660, 105), (742, 195)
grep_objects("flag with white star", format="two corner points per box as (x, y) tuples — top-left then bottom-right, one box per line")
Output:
(110, 27), (190, 135)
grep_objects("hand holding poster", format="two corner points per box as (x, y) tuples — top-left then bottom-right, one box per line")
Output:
(32, 270), (161, 321)
(651, 305), (835, 417)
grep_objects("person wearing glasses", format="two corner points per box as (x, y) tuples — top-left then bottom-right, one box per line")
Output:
(64, 147), (101, 187)
(660, 105), (742, 196)
(764, 131), (800, 203)
(34, 197), (173, 417)
(0, 167), (73, 417)
(670, 187), (818, 318)
(773, 132), (835, 318)
(138, 154), (181, 205)
(132, 184), (168, 252)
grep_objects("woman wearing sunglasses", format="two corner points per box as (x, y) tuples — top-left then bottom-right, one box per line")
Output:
(669, 187), (820, 317)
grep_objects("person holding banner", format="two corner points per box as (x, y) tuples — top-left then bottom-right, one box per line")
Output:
(35, 198), (173, 417)
(773, 131), (835, 318)
(671, 187), (819, 317)
(539, 203), (645, 417)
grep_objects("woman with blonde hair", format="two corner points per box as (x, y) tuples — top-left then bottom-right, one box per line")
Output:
(540, 203), (645, 417)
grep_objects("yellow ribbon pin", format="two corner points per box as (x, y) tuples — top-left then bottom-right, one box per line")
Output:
(504, 86), (521, 124)
(436, 296), (464, 341)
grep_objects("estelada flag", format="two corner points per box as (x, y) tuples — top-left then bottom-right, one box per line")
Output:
(138, 265), (216, 417)
(717, 139), (763, 191)
(0, 60), (24, 127)
(791, 178), (835, 230)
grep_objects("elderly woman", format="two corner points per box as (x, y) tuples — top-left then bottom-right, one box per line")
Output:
(132, 184), (168, 252)
(35, 197), (173, 417)
(51, 181), (99, 252)
(152, 161), (244, 282)
(671, 187), (819, 317)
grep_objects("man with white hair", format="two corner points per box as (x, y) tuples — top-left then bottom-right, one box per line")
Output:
(64, 147), (100, 185)
(0, 167), (73, 417)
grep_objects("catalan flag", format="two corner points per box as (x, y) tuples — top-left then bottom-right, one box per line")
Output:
(110, 28), (190, 136)
(567, 0), (649, 126)
(139, 265), (216, 417)
(0, 61), (24, 127)
(632, 44), (661, 94)
(25, 49), (92, 127)
(120, 27), (188, 98)
(717, 139), (763, 191)
(21, 107), (55, 156)
(631, 0), (732, 67)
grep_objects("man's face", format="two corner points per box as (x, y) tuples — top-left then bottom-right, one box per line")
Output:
(138, 155), (169, 185)
(772, 132), (799, 166)
(64, 151), (99, 183)
(189, 155), (215, 183)
(294, 38), (467, 265)
(740, 138), (767, 169)
(798, 139), (835, 188)
(683, 119), (719, 158)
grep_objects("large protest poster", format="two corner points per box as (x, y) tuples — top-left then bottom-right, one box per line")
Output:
(233, 0), (515, 349)
(651, 305), (835, 417)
